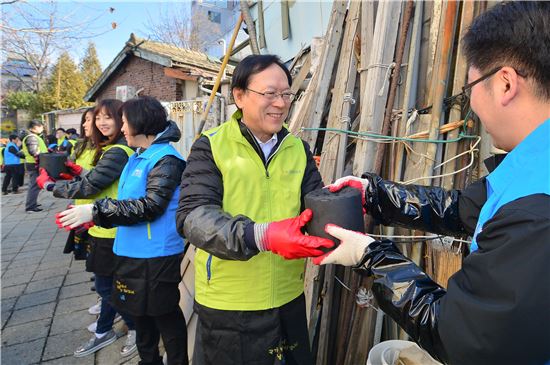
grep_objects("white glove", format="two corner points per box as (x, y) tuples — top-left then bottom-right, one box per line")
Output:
(312, 224), (375, 266)
(57, 204), (94, 229)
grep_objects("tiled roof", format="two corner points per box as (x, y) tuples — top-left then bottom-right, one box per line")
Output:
(127, 34), (234, 75)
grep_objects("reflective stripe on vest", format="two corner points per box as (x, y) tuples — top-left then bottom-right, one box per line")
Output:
(194, 111), (307, 311)
(22, 134), (47, 163)
(87, 144), (134, 239)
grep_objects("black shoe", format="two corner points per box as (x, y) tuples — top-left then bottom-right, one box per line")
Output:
(26, 207), (43, 213)
(12, 190), (22, 194)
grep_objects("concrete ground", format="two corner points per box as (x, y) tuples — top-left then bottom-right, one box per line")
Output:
(1, 185), (140, 364)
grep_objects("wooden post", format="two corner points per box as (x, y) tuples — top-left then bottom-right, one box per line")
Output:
(353, 1), (402, 175)
(288, 1), (347, 149)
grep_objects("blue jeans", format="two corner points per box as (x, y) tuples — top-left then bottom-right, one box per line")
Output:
(95, 275), (135, 334)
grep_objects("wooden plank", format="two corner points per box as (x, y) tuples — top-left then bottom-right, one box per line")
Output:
(441, 1), (475, 190)
(290, 54), (311, 95)
(288, 1), (347, 149)
(164, 67), (198, 81)
(318, 0), (361, 185)
(353, 1), (402, 175)
(421, 0), (459, 184)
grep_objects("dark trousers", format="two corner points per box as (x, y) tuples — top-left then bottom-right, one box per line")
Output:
(17, 165), (24, 187)
(25, 168), (40, 210)
(2, 165), (21, 193)
(134, 307), (188, 365)
(193, 294), (313, 365)
(95, 275), (135, 334)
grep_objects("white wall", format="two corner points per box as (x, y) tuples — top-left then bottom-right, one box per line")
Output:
(250, 0), (334, 62)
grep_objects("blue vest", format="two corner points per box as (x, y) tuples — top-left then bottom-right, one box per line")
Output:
(4, 142), (21, 165)
(113, 143), (185, 258)
(471, 119), (550, 252)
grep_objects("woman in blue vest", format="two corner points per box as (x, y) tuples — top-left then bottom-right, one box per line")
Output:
(2, 134), (24, 194)
(57, 96), (188, 365)
(38, 99), (137, 358)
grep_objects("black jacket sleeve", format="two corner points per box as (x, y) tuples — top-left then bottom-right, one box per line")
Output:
(176, 136), (258, 261)
(8, 145), (25, 158)
(300, 140), (323, 208)
(52, 146), (130, 199)
(93, 155), (185, 228)
(355, 194), (550, 365)
(362, 172), (486, 236)
(25, 135), (41, 157)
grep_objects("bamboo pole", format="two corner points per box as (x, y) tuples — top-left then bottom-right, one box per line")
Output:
(196, 14), (243, 136)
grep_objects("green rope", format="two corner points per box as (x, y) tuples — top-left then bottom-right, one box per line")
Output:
(302, 109), (478, 144)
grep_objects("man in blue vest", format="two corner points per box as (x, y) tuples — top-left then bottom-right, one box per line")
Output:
(299, 2), (550, 365)
(2, 134), (24, 195)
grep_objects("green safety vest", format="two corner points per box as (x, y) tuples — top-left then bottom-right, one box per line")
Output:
(195, 110), (307, 311)
(87, 144), (134, 239)
(74, 147), (96, 206)
(21, 133), (47, 163)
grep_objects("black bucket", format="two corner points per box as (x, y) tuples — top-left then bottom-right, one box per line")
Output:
(304, 187), (365, 248)
(39, 153), (68, 179)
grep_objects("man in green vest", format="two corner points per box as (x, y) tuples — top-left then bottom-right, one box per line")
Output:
(177, 54), (334, 365)
(22, 120), (47, 212)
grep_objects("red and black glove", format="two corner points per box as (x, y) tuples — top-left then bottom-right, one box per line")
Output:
(326, 176), (369, 212)
(36, 168), (55, 190)
(65, 160), (84, 176)
(253, 209), (334, 259)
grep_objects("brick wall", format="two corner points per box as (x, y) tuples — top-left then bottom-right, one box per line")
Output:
(94, 56), (181, 102)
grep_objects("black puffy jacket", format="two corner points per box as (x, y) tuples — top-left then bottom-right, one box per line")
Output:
(52, 137), (133, 199)
(355, 157), (550, 365)
(92, 121), (186, 227)
(176, 120), (323, 260)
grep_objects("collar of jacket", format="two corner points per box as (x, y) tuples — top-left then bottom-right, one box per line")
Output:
(483, 154), (507, 173)
(232, 109), (290, 165)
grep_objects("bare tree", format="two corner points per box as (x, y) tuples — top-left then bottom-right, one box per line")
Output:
(145, 4), (222, 52)
(1, 1), (114, 92)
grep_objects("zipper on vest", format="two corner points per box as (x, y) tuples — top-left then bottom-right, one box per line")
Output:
(206, 254), (213, 283)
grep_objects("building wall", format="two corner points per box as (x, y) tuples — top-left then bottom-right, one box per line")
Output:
(57, 113), (82, 132)
(94, 56), (179, 102)
(250, 0), (333, 63)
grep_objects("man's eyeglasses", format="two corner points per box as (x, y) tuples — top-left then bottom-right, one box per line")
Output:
(246, 88), (295, 103)
(461, 66), (502, 99)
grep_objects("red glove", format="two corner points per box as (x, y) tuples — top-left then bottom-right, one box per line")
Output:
(36, 168), (55, 189)
(255, 209), (334, 259)
(326, 176), (368, 209)
(65, 160), (83, 176)
(58, 172), (75, 180)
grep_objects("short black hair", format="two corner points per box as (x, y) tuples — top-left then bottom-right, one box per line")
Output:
(231, 54), (292, 92)
(56, 127), (66, 132)
(66, 128), (77, 135)
(28, 120), (43, 129)
(8, 134), (18, 141)
(120, 96), (168, 136)
(462, 1), (550, 100)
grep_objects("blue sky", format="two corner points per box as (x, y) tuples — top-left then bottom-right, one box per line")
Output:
(67, 1), (193, 69)
(5, 1), (194, 69)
